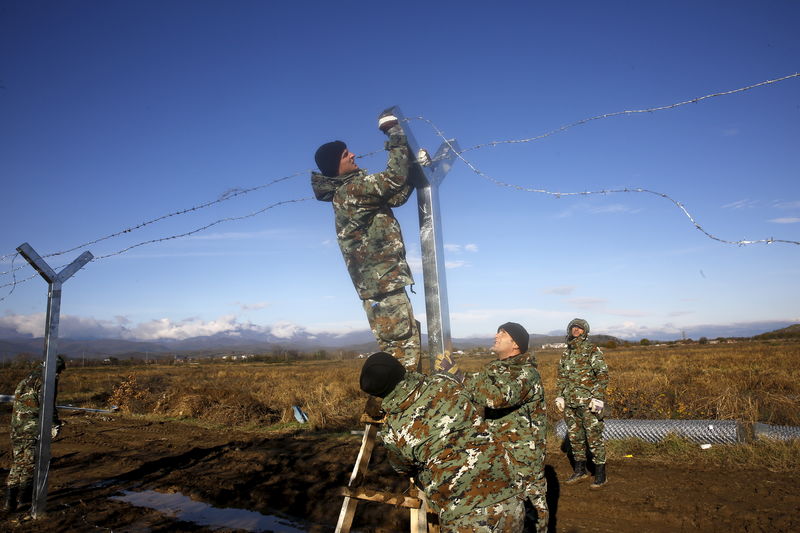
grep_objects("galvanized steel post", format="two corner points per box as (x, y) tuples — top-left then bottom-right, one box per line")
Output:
(386, 107), (459, 370)
(16, 242), (93, 519)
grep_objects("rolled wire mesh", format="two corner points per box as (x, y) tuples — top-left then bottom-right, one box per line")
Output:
(555, 419), (754, 444)
(752, 423), (800, 441)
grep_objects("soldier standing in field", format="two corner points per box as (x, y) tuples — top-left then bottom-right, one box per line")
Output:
(3, 356), (66, 513)
(464, 322), (548, 533)
(311, 110), (421, 375)
(359, 351), (525, 532)
(554, 318), (609, 488)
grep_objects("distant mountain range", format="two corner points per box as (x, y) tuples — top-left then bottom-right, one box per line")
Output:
(0, 322), (795, 361)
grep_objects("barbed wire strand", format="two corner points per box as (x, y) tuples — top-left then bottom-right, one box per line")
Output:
(444, 72), (800, 155)
(411, 115), (800, 246)
(0, 198), (311, 301)
(2, 73), (798, 296)
(0, 170), (310, 266)
(3, 72), (796, 268)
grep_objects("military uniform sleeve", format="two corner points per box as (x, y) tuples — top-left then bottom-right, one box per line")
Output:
(384, 441), (416, 476)
(377, 133), (413, 206)
(467, 363), (534, 409)
(556, 353), (568, 397)
(590, 347), (609, 400)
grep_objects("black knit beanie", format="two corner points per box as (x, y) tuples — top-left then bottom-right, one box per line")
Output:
(498, 322), (529, 354)
(314, 140), (347, 177)
(360, 352), (406, 398)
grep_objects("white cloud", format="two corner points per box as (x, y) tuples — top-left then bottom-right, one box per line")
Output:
(449, 307), (574, 335)
(542, 285), (575, 295)
(768, 217), (800, 224)
(721, 199), (757, 209)
(0, 313), (46, 337)
(130, 315), (261, 340)
(269, 321), (304, 339)
(235, 301), (269, 311)
(445, 243), (479, 253)
(773, 201), (800, 209)
(567, 298), (607, 309)
(606, 308), (648, 318)
(555, 203), (640, 218)
(445, 260), (468, 269)
(588, 204), (641, 215)
(407, 253), (422, 274)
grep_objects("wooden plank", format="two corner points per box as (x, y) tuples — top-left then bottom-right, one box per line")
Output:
(340, 487), (422, 509)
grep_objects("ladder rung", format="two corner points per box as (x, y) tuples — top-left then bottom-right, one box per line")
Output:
(339, 487), (422, 509)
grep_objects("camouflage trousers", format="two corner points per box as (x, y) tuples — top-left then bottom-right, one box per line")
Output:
(563, 405), (605, 464)
(524, 473), (548, 533)
(7, 438), (36, 488)
(441, 495), (525, 532)
(362, 288), (420, 371)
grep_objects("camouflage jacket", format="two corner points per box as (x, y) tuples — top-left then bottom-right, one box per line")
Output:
(11, 369), (60, 441)
(556, 337), (608, 406)
(380, 371), (521, 522)
(464, 352), (547, 474)
(311, 133), (414, 300)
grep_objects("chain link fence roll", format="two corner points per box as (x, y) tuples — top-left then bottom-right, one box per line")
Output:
(555, 419), (800, 444)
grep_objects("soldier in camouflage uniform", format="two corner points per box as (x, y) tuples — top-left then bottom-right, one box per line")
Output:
(555, 318), (609, 488)
(4, 356), (65, 513)
(360, 351), (525, 532)
(464, 322), (548, 533)
(311, 110), (420, 372)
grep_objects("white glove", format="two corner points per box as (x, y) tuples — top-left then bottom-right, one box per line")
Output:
(378, 112), (399, 133)
(417, 148), (432, 167)
(51, 424), (61, 439)
(555, 397), (565, 412)
(589, 398), (604, 414)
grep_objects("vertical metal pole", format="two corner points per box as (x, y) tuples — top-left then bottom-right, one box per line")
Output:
(16, 243), (92, 519)
(386, 107), (459, 370)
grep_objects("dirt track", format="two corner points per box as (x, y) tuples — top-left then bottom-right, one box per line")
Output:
(1, 409), (798, 532)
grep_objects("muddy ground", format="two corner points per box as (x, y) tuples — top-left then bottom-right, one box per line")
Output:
(0, 409), (798, 532)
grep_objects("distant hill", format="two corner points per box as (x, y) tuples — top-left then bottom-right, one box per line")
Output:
(3, 322), (794, 362)
(752, 324), (800, 340)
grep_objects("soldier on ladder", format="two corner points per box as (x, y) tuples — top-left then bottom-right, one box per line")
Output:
(311, 109), (423, 385)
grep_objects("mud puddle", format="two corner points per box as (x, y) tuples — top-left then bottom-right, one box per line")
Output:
(111, 489), (309, 532)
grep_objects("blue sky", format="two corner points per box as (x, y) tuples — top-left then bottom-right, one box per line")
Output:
(1, 1), (798, 342)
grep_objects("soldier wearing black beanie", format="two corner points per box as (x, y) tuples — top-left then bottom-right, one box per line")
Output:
(314, 140), (347, 177)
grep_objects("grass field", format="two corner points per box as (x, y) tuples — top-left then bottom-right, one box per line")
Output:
(2, 340), (799, 469)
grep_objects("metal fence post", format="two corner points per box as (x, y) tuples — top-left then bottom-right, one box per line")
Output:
(386, 107), (459, 370)
(16, 242), (93, 519)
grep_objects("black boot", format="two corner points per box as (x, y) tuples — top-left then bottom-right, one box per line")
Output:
(3, 486), (18, 513)
(564, 460), (590, 485)
(590, 464), (607, 488)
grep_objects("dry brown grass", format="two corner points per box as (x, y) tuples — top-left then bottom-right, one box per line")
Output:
(3, 341), (799, 434)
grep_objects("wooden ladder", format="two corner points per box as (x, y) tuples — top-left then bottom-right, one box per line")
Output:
(335, 414), (438, 533)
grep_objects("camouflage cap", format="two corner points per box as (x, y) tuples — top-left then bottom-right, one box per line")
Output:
(360, 351), (406, 398)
